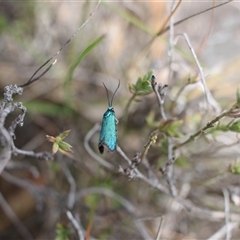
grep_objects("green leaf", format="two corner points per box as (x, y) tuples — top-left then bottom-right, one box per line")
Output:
(58, 130), (71, 140)
(55, 223), (73, 240)
(85, 194), (99, 209)
(103, 3), (154, 36)
(52, 142), (59, 155)
(24, 101), (75, 117)
(58, 141), (73, 153)
(159, 119), (183, 138)
(66, 35), (105, 83)
(237, 88), (240, 106)
(229, 120), (240, 132)
(129, 70), (153, 96)
(229, 160), (240, 175)
(146, 111), (159, 128)
(175, 156), (190, 168)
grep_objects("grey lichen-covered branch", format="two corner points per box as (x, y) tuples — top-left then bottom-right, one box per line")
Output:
(0, 85), (52, 174)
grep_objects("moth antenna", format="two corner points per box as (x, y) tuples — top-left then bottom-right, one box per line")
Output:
(19, 0), (101, 88)
(110, 80), (120, 107)
(102, 82), (111, 107)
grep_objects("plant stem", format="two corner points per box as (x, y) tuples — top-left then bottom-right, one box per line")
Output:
(173, 104), (237, 150)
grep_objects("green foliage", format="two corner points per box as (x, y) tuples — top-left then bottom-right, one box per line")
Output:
(129, 71), (153, 97)
(158, 135), (168, 155)
(159, 119), (183, 138)
(175, 156), (191, 168)
(147, 112), (183, 137)
(212, 120), (240, 133)
(46, 130), (73, 155)
(84, 194), (99, 209)
(55, 223), (73, 240)
(229, 120), (240, 132)
(123, 71), (153, 128)
(47, 161), (60, 172)
(229, 160), (240, 174)
(24, 101), (75, 117)
(65, 35), (105, 84)
(0, 15), (7, 33)
(146, 111), (159, 128)
(103, 2), (154, 36)
(237, 88), (240, 106)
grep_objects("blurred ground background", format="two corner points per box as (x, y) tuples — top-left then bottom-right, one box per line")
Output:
(0, 1), (240, 239)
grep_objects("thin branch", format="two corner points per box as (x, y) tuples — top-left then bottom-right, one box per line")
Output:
(84, 123), (115, 170)
(223, 188), (231, 240)
(151, 75), (167, 120)
(158, 0), (233, 36)
(173, 104), (237, 150)
(207, 222), (239, 240)
(6, 161), (40, 178)
(66, 210), (84, 240)
(0, 128), (12, 174)
(151, 75), (177, 196)
(155, 216), (165, 240)
(0, 192), (33, 240)
(165, 137), (177, 197)
(12, 145), (53, 161)
(117, 146), (169, 193)
(8, 103), (27, 139)
(175, 33), (220, 113)
(19, 0), (101, 88)
(60, 159), (76, 210)
(0, 85), (23, 111)
(157, 0), (182, 37)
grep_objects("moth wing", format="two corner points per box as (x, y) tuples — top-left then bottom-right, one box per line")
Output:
(98, 110), (117, 154)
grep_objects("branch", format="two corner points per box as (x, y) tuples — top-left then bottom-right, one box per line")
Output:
(84, 123), (115, 170)
(173, 104), (237, 150)
(66, 210), (84, 240)
(175, 33), (220, 113)
(19, 0), (101, 88)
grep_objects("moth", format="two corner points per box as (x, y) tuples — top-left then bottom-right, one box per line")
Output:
(98, 81), (120, 154)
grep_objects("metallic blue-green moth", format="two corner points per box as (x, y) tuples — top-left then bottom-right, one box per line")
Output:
(98, 81), (120, 154)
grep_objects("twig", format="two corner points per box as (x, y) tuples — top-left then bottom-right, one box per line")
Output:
(8, 103), (26, 139)
(207, 222), (239, 240)
(173, 104), (237, 150)
(84, 123), (115, 170)
(117, 146), (168, 193)
(140, 0), (232, 61)
(19, 0), (102, 88)
(6, 161), (40, 178)
(175, 33), (220, 113)
(151, 75), (177, 196)
(0, 127), (12, 174)
(223, 188), (231, 240)
(167, 0), (177, 84)
(0, 192), (33, 240)
(157, 0), (182, 36)
(165, 137), (177, 197)
(12, 145), (53, 161)
(0, 85), (23, 111)
(66, 210), (84, 240)
(151, 75), (167, 120)
(60, 159), (76, 210)
(155, 216), (165, 240)
(158, 0), (233, 36)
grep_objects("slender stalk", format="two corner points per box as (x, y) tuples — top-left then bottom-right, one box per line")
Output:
(173, 105), (237, 150)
